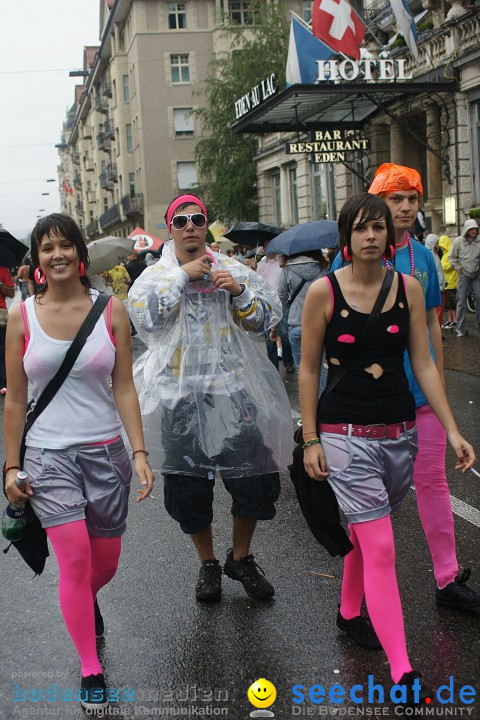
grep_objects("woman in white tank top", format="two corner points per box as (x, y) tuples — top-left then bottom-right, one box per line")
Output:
(4, 213), (154, 711)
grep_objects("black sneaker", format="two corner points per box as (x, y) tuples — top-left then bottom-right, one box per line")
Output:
(336, 607), (382, 649)
(196, 559), (222, 601)
(224, 549), (274, 599)
(395, 671), (432, 708)
(94, 600), (104, 638)
(80, 673), (108, 710)
(436, 568), (480, 612)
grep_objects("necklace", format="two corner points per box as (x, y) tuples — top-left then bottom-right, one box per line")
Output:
(385, 234), (415, 277)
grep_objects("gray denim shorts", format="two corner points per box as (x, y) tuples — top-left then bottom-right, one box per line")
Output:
(319, 426), (418, 523)
(23, 438), (132, 537)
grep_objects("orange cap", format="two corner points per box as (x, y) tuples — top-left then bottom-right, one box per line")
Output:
(369, 163), (423, 196)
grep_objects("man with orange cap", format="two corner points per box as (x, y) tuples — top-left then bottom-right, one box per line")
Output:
(371, 163), (480, 611)
(332, 163), (480, 611)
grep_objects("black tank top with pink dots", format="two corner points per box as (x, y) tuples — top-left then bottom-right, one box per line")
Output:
(318, 270), (416, 425)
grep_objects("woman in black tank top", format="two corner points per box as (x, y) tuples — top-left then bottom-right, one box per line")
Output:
(299, 193), (474, 706)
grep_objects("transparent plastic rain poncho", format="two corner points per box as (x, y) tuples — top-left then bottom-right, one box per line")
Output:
(128, 241), (293, 479)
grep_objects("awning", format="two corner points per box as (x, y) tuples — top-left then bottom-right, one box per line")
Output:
(231, 81), (457, 134)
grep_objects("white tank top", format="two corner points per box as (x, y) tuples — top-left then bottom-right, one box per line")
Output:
(23, 291), (123, 449)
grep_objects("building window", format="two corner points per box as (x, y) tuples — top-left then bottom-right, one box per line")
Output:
(129, 172), (135, 197)
(289, 166), (299, 226)
(272, 172), (281, 226)
(228, 1), (254, 25)
(167, 2), (186, 29)
(177, 161), (197, 190)
(122, 75), (129, 103)
(126, 124), (133, 152)
(170, 54), (190, 83)
(104, 197), (109, 211)
(471, 99), (480, 205)
(312, 162), (336, 221)
(303, 0), (312, 23)
(173, 108), (194, 136)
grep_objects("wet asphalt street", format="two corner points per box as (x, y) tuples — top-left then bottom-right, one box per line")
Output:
(1, 316), (480, 720)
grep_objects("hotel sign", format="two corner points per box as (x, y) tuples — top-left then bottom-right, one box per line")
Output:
(315, 58), (412, 82)
(234, 73), (279, 120)
(286, 129), (369, 164)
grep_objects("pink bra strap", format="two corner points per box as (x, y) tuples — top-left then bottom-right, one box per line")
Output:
(106, 296), (115, 346)
(20, 301), (30, 353)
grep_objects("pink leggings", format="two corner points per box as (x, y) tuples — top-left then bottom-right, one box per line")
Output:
(46, 520), (121, 677)
(340, 516), (412, 683)
(413, 404), (457, 588)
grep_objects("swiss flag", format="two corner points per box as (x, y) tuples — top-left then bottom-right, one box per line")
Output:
(312, 0), (366, 60)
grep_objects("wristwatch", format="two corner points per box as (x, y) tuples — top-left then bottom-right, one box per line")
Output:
(232, 283), (246, 297)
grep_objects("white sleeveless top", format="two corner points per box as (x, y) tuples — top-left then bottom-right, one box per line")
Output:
(23, 291), (123, 449)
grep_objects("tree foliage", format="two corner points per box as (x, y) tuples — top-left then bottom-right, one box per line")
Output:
(194, 1), (290, 224)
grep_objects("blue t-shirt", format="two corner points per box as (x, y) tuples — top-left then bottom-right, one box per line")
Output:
(330, 237), (442, 407)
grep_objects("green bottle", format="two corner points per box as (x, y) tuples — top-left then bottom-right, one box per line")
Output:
(2, 471), (28, 542)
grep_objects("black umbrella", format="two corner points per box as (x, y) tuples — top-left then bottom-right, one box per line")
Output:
(0, 229), (29, 268)
(223, 221), (283, 247)
(265, 221), (338, 256)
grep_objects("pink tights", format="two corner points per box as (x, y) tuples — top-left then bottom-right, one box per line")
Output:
(46, 520), (121, 677)
(340, 516), (412, 683)
(413, 405), (457, 589)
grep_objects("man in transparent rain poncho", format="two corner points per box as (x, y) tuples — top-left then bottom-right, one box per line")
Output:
(128, 194), (293, 602)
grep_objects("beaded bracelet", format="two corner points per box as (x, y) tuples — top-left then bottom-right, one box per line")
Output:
(302, 438), (321, 449)
(303, 431), (318, 436)
(5, 465), (21, 474)
(132, 450), (149, 459)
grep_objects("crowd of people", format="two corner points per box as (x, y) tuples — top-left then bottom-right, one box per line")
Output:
(1, 164), (480, 712)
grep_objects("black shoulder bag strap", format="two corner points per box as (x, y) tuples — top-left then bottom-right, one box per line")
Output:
(287, 278), (307, 307)
(322, 269), (395, 399)
(22, 293), (110, 445)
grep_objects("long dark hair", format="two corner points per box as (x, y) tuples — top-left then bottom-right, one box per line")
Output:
(338, 193), (395, 261)
(31, 213), (92, 296)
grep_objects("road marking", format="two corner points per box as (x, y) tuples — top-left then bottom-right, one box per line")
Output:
(450, 495), (480, 528)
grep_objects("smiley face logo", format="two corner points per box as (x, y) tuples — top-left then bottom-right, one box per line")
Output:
(247, 678), (277, 709)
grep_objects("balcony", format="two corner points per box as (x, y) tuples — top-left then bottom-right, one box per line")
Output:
(85, 159), (94, 172)
(99, 171), (114, 190)
(71, 151), (80, 165)
(101, 80), (112, 98)
(107, 163), (118, 182)
(99, 204), (121, 231)
(97, 132), (111, 152)
(73, 173), (82, 190)
(103, 119), (115, 140)
(394, 7), (480, 78)
(122, 193), (144, 217)
(87, 191), (96, 204)
(76, 201), (84, 214)
(95, 95), (109, 114)
(86, 221), (99, 238)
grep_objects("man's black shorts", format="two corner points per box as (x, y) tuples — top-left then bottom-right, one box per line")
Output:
(163, 472), (281, 534)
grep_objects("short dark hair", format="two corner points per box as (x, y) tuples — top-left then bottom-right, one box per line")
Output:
(31, 213), (92, 295)
(338, 193), (395, 261)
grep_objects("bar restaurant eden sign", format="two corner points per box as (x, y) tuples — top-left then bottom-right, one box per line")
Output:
(286, 130), (369, 164)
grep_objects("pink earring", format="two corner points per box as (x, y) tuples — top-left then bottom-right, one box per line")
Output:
(34, 267), (46, 285)
(79, 261), (86, 277)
